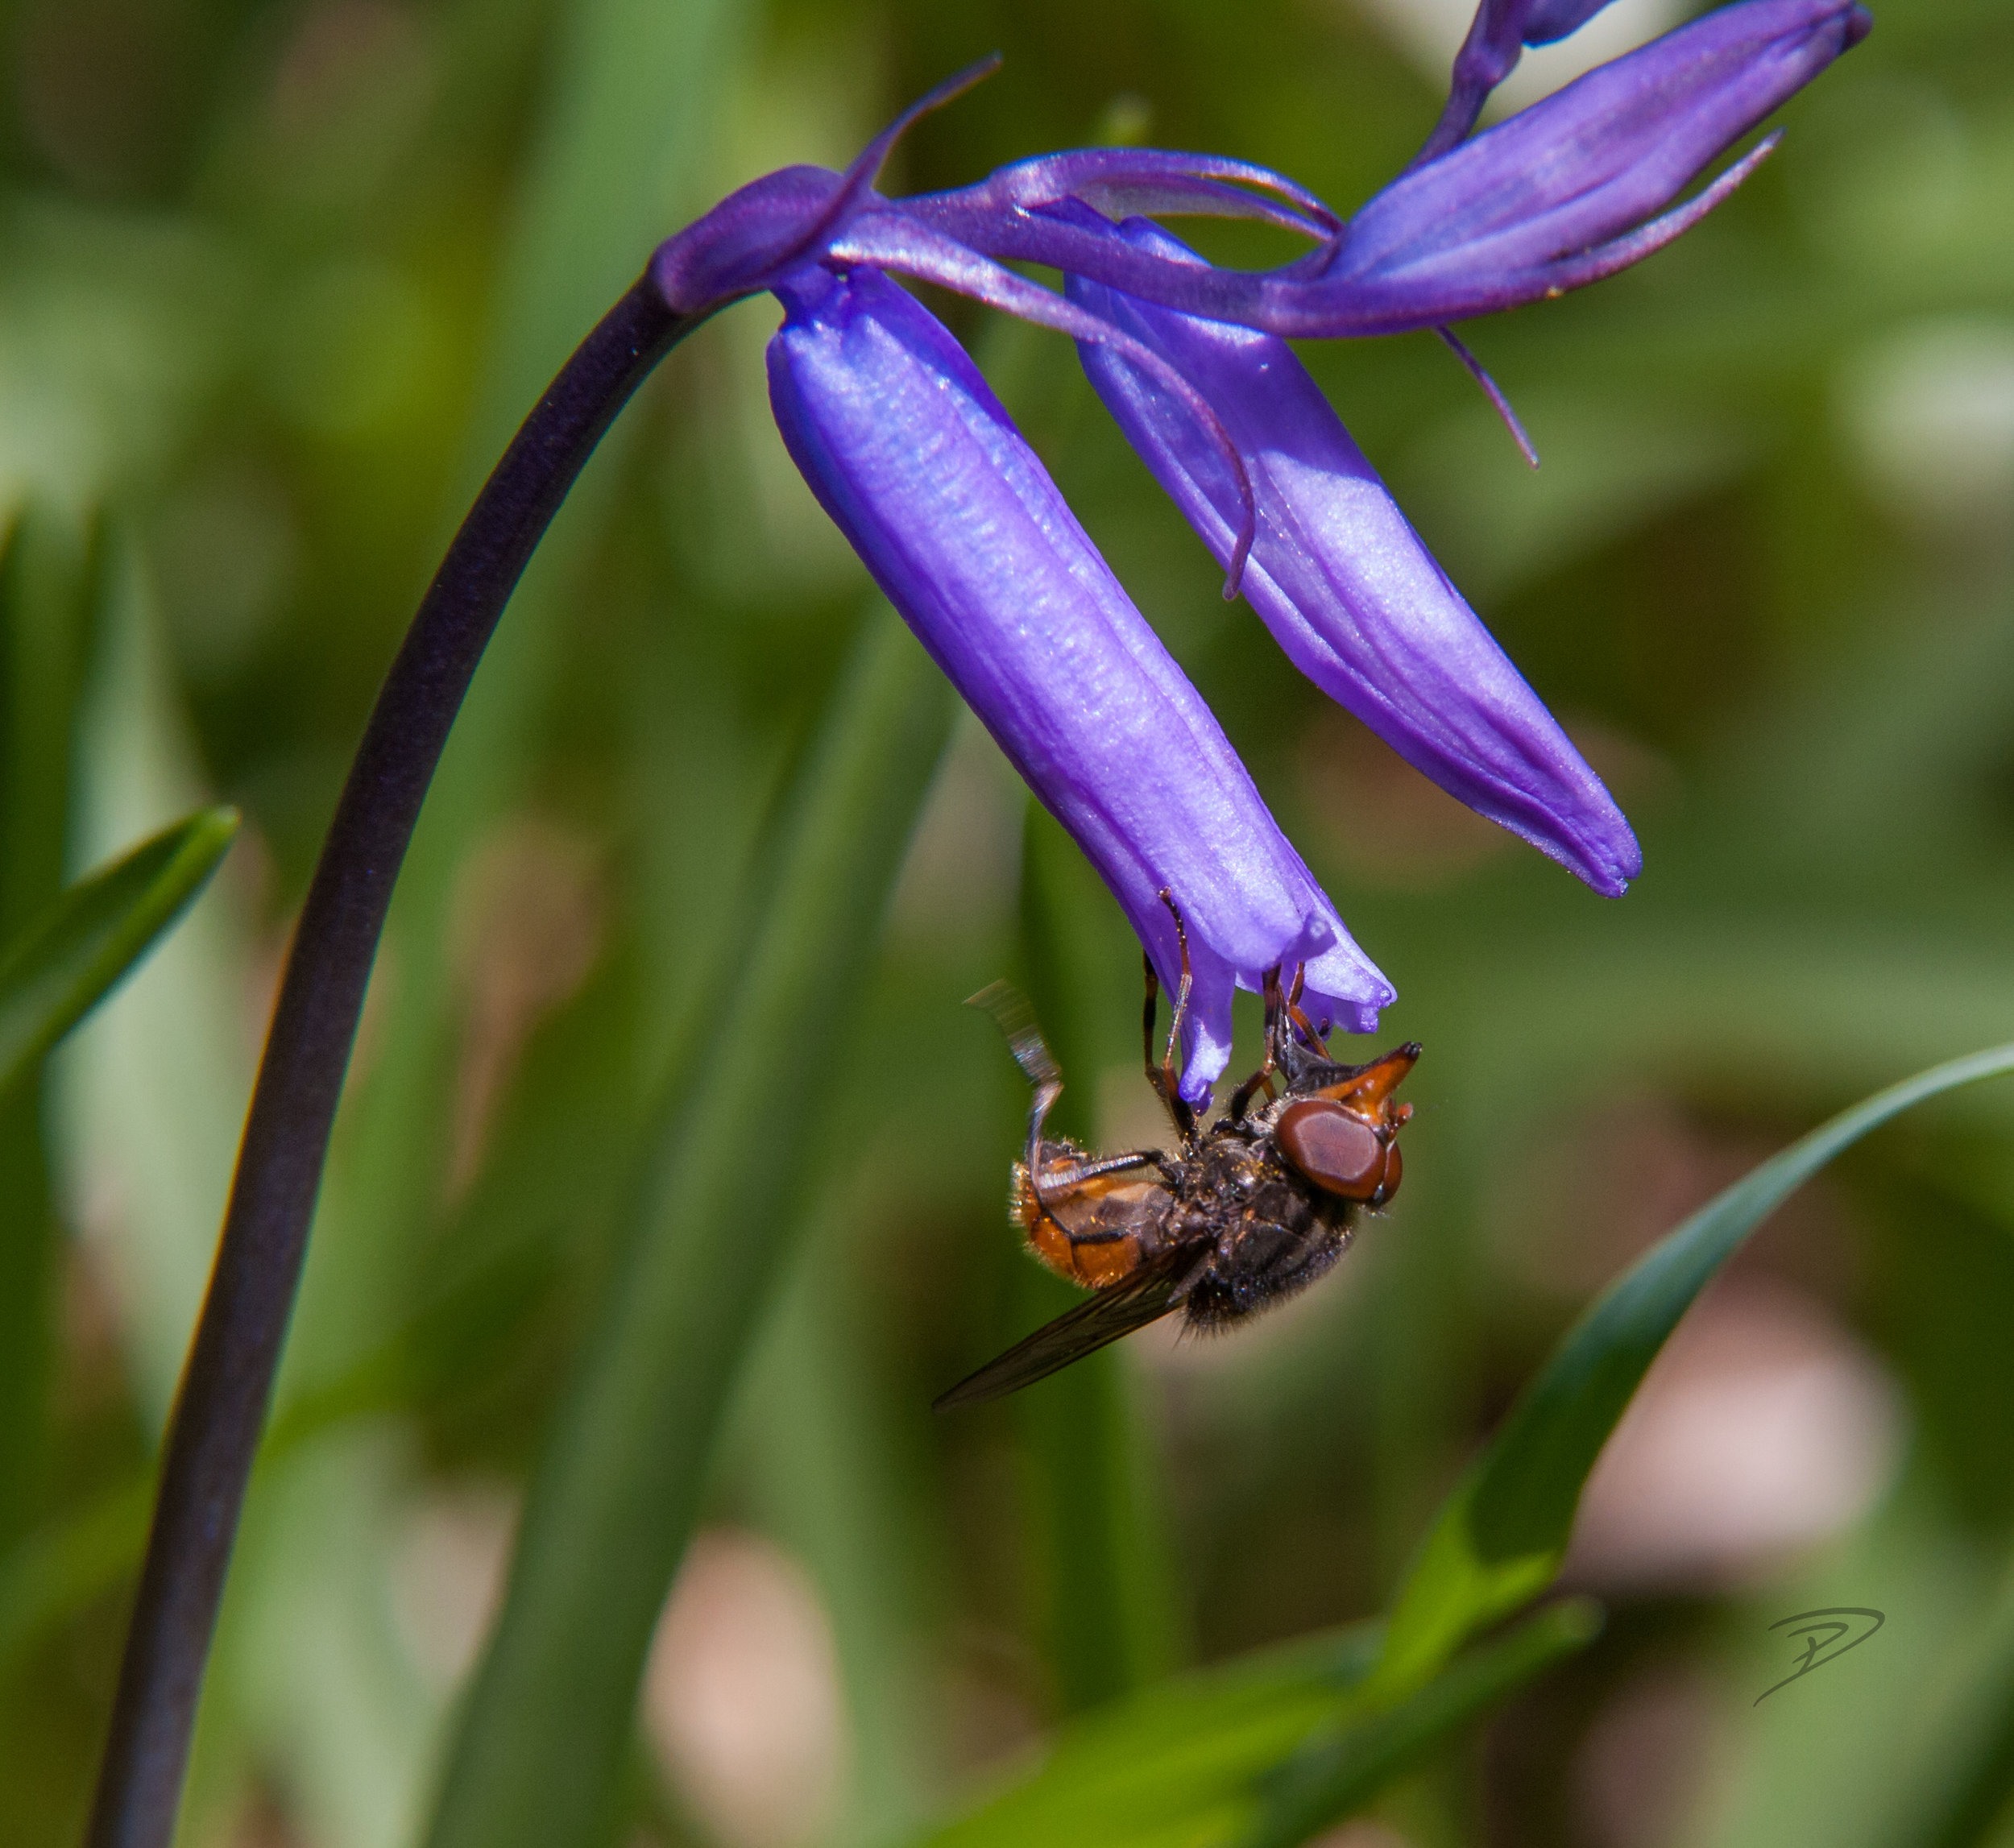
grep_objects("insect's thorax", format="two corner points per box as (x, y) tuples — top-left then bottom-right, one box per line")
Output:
(1175, 1122), (1357, 1327)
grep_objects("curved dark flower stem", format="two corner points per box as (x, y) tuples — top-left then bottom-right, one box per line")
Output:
(84, 274), (696, 1848)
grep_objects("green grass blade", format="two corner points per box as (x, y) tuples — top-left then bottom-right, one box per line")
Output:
(281, 0), (754, 1404)
(209, 8), (753, 1829)
(737, 1223), (943, 1847)
(0, 503), (96, 1550)
(0, 1479), (152, 1669)
(916, 1625), (1383, 1848)
(0, 1233), (548, 1676)
(423, 603), (955, 1848)
(0, 806), (238, 1097)
(910, 1601), (1596, 1848)
(1014, 800), (1186, 1710)
(1375, 1041), (2014, 1697)
(1241, 1599), (1604, 1848)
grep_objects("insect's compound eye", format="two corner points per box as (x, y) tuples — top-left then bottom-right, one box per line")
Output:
(1275, 1099), (1386, 1200)
(1374, 1141), (1402, 1205)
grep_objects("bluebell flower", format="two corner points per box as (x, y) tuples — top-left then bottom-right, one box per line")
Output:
(648, 0), (1868, 1096)
(768, 264), (1394, 1088)
(1061, 205), (1639, 894)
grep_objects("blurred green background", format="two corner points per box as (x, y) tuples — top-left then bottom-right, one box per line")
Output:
(3, 0), (2014, 1845)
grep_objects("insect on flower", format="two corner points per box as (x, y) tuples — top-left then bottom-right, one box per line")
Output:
(936, 896), (1418, 1409)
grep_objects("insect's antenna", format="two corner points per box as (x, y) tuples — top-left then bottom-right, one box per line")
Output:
(968, 980), (1067, 1232)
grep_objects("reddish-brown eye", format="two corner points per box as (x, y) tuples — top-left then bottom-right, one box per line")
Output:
(1276, 1099), (1384, 1200)
(1375, 1142), (1402, 1204)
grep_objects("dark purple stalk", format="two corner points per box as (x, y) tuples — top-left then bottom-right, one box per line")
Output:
(83, 276), (693, 1848)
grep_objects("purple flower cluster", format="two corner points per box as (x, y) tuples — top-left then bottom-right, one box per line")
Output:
(651, 0), (1869, 1100)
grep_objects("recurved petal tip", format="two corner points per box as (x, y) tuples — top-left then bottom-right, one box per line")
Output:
(1159, 901), (1394, 1104)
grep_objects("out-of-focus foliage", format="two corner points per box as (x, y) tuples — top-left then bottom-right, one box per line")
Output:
(0, 804), (238, 1096)
(3, 1), (2014, 1846)
(1373, 1043), (2014, 1709)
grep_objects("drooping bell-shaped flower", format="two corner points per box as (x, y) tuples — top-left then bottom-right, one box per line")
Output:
(1063, 209), (1639, 895)
(766, 263), (1393, 1095)
(641, 0), (1869, 1094)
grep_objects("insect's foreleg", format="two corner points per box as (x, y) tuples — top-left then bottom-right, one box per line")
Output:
(1150, 889), (1197, 1140)
(1230, 964), (1285, 1122)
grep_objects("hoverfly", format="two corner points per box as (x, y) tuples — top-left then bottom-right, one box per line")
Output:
(935, 893), (1419, 1410)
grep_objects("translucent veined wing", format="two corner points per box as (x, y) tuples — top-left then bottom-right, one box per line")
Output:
(933, 1244), (1196, 1410)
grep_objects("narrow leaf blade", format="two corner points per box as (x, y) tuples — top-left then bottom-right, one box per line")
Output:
(0, 806), (239, 1095)
(915, 1625), (1382, 1848)
(1375, 1042), (2014, 1694)
(424, 606), (956, 1848)
(1241, 1599), (1603, 1848)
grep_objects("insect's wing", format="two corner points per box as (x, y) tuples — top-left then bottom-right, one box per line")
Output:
(933, 1247), (1193, 1411)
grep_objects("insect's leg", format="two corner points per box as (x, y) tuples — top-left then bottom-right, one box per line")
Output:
(1140, 953), (1191, 1139)
(1039, 1149), (1180, 1207)
(1142, 952), (1170, 1106)
(1155, 889), (1196, 1138)
(1229, 964), (1284, 1122)
(1284, 963), (1328, 1052)
(1042, 1149), (1166, 1189)
(968, 980), (1067, 1231)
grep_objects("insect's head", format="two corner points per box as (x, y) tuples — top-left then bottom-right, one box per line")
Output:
(1274, 1042), (1419, 1207)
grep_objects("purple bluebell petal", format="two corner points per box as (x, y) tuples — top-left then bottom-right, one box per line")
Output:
(1334, 0), (1868, 294)
(653, 56), (1001, 314)
(1066, 213), (1640, 895)
(1436, 325), (1541, 466)
(653, 165), (839, 313)
(765, 263), (1394, 1096)
(904, 0), (1867, 335)
(643, 15), (1870, 1068)
(913, 148), (1343, 240)
(1271, 128), (1787, 337)
(828, 210), (1260, 589)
